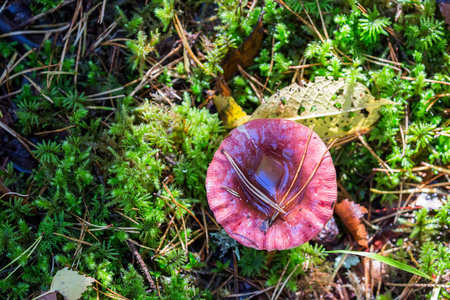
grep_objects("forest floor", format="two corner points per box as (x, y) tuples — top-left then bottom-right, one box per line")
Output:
(0, 0), (450, 299)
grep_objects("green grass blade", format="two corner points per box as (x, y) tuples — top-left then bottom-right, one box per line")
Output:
(325, 250), (432, 280)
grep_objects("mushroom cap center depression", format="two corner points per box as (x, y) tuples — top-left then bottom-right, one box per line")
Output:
(231, 146), (301, 217)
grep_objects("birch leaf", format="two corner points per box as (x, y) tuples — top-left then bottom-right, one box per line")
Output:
(48, 267), (95, 300)
(250, 77), (397, 140)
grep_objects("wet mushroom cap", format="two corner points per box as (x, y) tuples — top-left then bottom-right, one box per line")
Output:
(206, 119), (337, 250)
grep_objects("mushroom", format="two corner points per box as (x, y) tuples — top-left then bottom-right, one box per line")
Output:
(206, 119), (337, 250)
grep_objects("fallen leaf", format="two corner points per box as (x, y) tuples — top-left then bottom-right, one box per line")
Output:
(439, 1), (450, 30)
(48, 267), (95, 300)
(222, 15), (264, 80)
(249, 77), (397, 140)
(36, 291), (60, 300)
(335, 199), (369, 248)
(213, 76), (249, 128)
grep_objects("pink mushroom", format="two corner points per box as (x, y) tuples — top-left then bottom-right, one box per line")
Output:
(206, 119), (337, 250)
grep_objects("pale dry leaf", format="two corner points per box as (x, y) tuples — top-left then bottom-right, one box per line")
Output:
(250, 77), (396, 140)
(335, 199), (369, 248)
(49, 267), (95, 300)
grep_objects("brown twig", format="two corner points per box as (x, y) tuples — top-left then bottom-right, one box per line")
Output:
(401, 76), (450, 86)
(274, 0), (317, 35)
(19, 0), (76, 28)
(0, 120), (38, 160)
(421, 162), (450, 175)
(127, 239), (156, 290)
(173, 14), (204, 70)
(357, 134), (393, 174)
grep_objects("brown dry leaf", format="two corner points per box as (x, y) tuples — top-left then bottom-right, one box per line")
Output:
(213, 76), (249, 128)
(48, 267), (95, 300)
(36, 291), (60, 300)
(249, 77), (396, 140)
(222, 15), (264, 80)
(439, 2), (450, 30)
(335, 199), (369, 248)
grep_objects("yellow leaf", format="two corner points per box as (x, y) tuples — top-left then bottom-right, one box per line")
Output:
(213, 94), (248, 128)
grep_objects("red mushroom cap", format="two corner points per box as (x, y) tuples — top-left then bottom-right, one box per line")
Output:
(206, 119), (337, 250)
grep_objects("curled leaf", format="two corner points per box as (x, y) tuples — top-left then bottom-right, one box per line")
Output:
(222, 15), (264, 80)
(213, 77), (249, 128)
(335, 199), (369, 248)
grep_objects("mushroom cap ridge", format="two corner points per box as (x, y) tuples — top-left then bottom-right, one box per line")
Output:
(206, 119), (337, 250)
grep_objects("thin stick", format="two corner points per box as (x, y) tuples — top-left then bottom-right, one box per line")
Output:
(53, 232), (92, 246)
(87, 87), (124, 98)
(401, 76), (450, 86)
(422, 162), (450, 175)
(0, 52), (18, 86)
(275, 0), (317, 35)
(237, 64), (273, 93)
(129, 46), (181, 97)
(385, 282), (450, 288)
(373, 166), (430, 173)
(271, 259), (291, 300)
(237, 65), (264, 102)
(362, 53), (402, 66)
(279, 126), (314, 205)
(272, 264), (301, 299)
(281, 138), (337, 210)
(0, 64), (60, 86)
(35, 125), (77, 135)
(127, 240), (156, 290)
(226, 286), (276, 298)
(201, 207), (209, 257)
(86, 18), (116, 54)
(370, 188), (441, 194)
(161, 230), (204, 255)
(364, 58), (402, 72)
(263, 36), (275, 91)
(289, 62), (323, 69)
(155, 214), (176, 254)
(297, 0), (324, 41)
(0, 24), (70, 39)
(394, 182), (403, 224)
(19, 0), (76, 28)
(315, 0), (329, 40)
(99, 0), (107, 24)
(400, 125), (406, 157)
(220, 185), (240, 198)
(173, 14), (204, 69)
(156, 190), (205, 232)
(0, 121), (37, 160)
(0, 89), (22, 100)
(22, 74), (54, 103)
(357, 134), (393, 174)
(161, 184), (188, 254)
